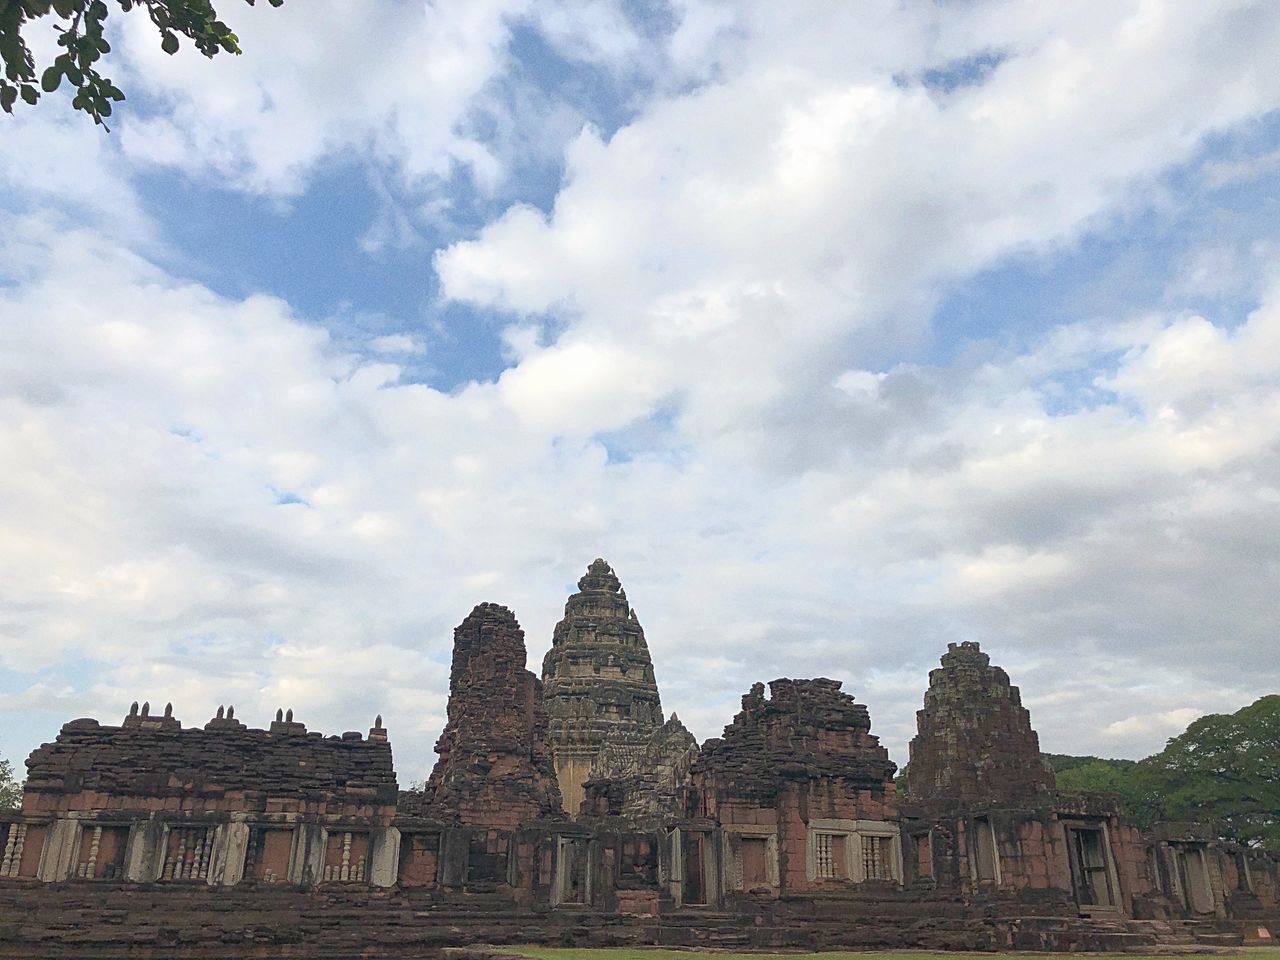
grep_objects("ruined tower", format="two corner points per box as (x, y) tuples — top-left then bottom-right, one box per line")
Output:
(541, 559), (665, 813)
(428, 602), (564, 826)
(691, 678), (898, 818)
(905, 641), (1055, 808)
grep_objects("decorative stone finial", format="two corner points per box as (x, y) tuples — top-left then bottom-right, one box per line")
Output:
(375, 714), (383, 728)
(141, 701), (150, 717)
(275, 708), (284, 722)
(129, 701), (139, 716)
(227, 705), (234, 719)
(216, 705), (225, 719)
(285, 708), (293, 723)
(164, 702), (173, 718)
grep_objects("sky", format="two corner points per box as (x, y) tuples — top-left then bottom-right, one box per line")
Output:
(2, 0), (1279, 785)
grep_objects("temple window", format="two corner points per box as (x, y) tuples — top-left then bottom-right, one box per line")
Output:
(814, 832), (838, 879)
(0, 823), (28, 878)
(973, 817), (999, 883)
(863, 834), (894, 881)
(322, 830), (369, 883)
(74, 825), (130, 880)
(161, 826), (217, 881)
(244, 827), (294, 884)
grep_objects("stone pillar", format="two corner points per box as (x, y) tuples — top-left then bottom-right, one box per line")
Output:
(289, 823), (327, 887)
(214, 820), (250, 886)
(36, 818), (78, 882)
(368, 826), (400, 888)
(124, 820), (165, 882)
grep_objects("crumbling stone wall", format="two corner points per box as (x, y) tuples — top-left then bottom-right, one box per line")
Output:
(542, 559), (665, 813)
(428, 603), (564, 827)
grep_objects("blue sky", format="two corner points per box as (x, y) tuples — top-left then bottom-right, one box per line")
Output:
(2, 0), (1280, 782)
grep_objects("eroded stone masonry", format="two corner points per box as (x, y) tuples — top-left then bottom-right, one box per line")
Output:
(1, 562), (1276, 959)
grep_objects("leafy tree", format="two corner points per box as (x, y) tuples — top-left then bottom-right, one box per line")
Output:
(1045, 753), (1135, 775)
(1, 0), (283, 127)
(1055, 757), (1163, 831)
(0, 757), (20, 810)
(1141, 695), (1280, 851)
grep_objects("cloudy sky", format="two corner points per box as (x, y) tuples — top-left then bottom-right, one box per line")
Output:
(2, 0), (1279, 784)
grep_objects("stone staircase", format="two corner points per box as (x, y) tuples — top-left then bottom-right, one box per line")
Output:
(0, 884), (1257, 959)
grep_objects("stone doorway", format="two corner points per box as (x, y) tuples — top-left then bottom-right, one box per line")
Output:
(1174, 845), (1215, 915)
(681, 831), (707, 905)
(553, 836), (589, 905)
(1066, 826), (1115, 909)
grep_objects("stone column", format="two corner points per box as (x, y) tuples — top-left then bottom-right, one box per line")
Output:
(124, 820), (165, 882)
(36, 819), (79, 882)
(289, 823), (327, 887)
(368, 826), (400, 887)
(213, 820), (250, 886)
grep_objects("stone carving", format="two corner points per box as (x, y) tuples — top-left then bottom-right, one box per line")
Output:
(581, 712), (699, 822)
(905, 640), (1056, 808)
(428, 602), (564, 826)
(542, 559), (665, 813)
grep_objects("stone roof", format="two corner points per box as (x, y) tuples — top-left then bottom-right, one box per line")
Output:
(23, 704), (397, 813)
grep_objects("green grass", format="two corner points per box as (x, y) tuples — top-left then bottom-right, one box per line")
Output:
(513, 952), (1280, 960)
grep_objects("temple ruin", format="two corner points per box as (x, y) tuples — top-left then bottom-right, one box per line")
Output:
(0, 560), (1276, 958)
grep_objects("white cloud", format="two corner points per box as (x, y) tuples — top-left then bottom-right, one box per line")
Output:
(3, 210), (1280, 771)
(113, 0), (532, 196)
(369, 334), (427, 355)
(3, 1), (1280, 778)
(1104, 708), (1206, 741)
(438, 0), (1280, 448)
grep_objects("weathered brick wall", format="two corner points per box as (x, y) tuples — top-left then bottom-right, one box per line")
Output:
(1, 881), (1258, 959)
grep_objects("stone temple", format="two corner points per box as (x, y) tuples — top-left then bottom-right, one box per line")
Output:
(1, 560), (1276, 958)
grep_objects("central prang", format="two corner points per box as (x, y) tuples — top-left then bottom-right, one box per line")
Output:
(540, 558), (667, 813)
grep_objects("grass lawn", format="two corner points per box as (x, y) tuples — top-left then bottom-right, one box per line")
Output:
(514, 949), (1280, 960)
